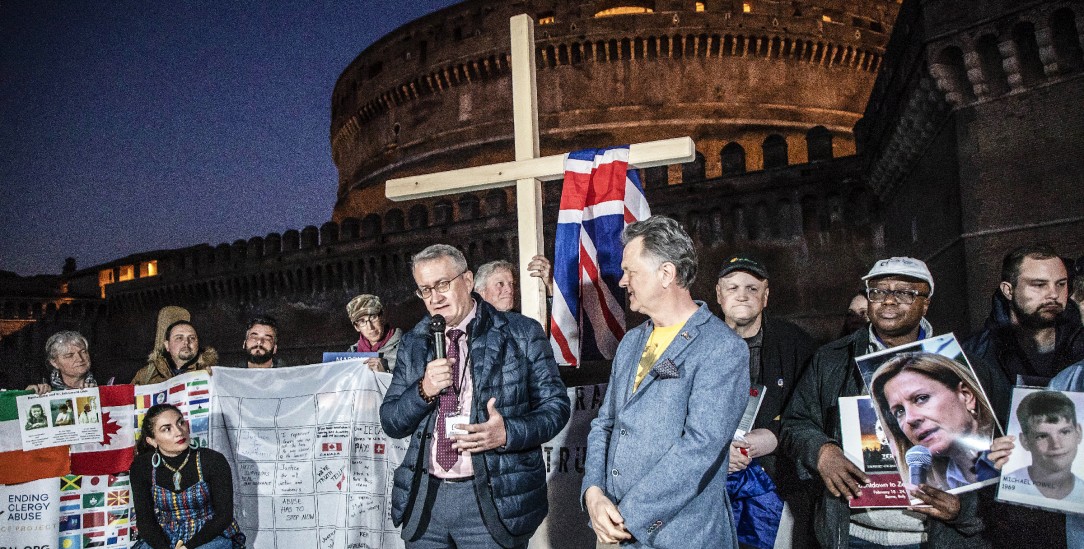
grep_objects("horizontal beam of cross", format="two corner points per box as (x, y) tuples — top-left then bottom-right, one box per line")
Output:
(385, 136), (695, 201)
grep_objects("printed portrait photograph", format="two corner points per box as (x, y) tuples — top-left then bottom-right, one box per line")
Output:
(50, 398), (76, 427)
(856, 333), (1001, 497)
(998, 388), (1084, 515)
(75, 395), (100, 424)
(24, 403), (49, 431)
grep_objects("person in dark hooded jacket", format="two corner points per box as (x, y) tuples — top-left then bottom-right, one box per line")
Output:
(965, 245), (1084, 549)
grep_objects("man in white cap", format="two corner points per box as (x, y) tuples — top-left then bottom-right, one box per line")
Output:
(782, 257), (984, 547)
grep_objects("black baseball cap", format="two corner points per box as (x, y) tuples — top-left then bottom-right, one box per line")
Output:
(716, 256), (769, 280)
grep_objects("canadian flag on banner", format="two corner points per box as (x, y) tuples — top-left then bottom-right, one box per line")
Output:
(71, 385), (136, 475)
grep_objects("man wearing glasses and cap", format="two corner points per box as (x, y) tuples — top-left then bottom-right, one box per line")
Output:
(380, 243), (570, 549)
(782, 257), (984, 548)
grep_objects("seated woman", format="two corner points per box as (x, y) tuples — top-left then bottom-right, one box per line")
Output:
(26, 331), (100, 394)
(131, 404), (245, 549)
(870, 352), (999, 492)
(345, 294), (402, 372)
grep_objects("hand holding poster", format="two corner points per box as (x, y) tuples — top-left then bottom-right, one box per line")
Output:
(998, 387), (1084, 515)
(856, 333), (1002, 500)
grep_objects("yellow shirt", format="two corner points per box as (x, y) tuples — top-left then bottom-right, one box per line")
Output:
(633, 324), (682, 391)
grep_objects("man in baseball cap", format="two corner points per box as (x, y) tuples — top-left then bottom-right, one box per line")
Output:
(783, 256), (980, 547)
(715, 255), (816, 546)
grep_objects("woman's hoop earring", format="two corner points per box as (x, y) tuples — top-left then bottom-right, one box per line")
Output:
(151, 451), (162, 468)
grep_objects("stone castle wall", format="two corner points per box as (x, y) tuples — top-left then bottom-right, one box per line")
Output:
(330, 0), (899, 220)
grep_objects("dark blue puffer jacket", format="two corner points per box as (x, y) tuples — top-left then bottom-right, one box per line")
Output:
(379, 295), (570, 547)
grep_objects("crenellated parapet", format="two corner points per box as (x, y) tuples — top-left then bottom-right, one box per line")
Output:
(858, 0), (1084, 200)
(330, 0), (900, 221)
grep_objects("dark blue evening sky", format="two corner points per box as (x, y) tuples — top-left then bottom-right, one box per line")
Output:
(0, 0), (457, 276)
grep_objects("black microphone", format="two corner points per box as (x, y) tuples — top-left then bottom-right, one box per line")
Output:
(906, 445), (932, 486)
(430, 314), (447, 360)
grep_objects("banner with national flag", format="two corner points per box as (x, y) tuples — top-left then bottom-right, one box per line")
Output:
(57, 473), (136, 549)
(0, 389), (70, 484)
(134, 371), (211, 448)
(71, 385), (135, 475)
(550, 146), (649, 367)
(0, 477), (60, 546)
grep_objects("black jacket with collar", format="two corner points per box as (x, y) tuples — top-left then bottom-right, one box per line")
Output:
(965, 291), (1084, 427)
(751, 315), (816, 490)
(781, 328), (986, 548)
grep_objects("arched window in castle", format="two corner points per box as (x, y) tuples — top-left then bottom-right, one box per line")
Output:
(459, 194), (480, 220)
(340, 217), (360, 240)
(933, 46), (976, 105)
(682, 151), (706, 183)
(1050, 8), (1084, 73)
(720, 142), (746, 175)
(433, 200), (453, 225)
(806, 126), (833, 162)
(975, 34), (1009, 97)
(762, 134), (788, 169)
(360, 214), (381, 237)
(643, 165), (668, 188)
(1011, 22), (1047, 86)
(385, 209), (405, 232)
(408, 204), (429, 229)
(483, 189), (507, 216)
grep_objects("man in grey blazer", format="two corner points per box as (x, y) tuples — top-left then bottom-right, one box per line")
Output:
(582, 216), (750, 548)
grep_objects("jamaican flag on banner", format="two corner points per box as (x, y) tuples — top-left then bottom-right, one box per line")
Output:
(58, 473), (136, 549)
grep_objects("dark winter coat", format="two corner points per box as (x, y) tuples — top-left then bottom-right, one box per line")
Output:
(379, 295), (570, 548)
(781, 328), (987, 548)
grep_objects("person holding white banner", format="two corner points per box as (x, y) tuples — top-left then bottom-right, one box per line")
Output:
(381, 244), (570, 549)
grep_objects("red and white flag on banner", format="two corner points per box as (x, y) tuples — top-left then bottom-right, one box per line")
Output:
(71, 384), (136, 475)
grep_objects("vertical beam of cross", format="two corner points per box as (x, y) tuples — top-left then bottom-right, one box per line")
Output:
(509, 14), (547, 327)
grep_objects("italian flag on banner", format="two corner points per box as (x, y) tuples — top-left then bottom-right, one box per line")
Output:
(0, 390), (69, 485)
(71, 384), (136, 475)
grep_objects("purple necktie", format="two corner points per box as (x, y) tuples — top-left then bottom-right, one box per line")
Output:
(436, 329), (465, 470)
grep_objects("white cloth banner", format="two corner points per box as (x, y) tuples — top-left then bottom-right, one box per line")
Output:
(529, 384), (607, 549)
(0, 477), (60, 546)
(209, 360), (408, 549)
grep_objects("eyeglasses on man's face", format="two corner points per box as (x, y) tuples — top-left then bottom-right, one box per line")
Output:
(866, 287), (929, 305)
(415, 270), (467, 299)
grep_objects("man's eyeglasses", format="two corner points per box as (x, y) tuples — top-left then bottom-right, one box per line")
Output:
(415, 270), (467, 299)
(866, 288), (929, 305)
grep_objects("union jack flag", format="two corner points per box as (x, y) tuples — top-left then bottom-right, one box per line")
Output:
(550, 146), (649, 367)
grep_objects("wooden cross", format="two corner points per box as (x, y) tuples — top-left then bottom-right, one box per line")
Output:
(386, 14), (695, 326)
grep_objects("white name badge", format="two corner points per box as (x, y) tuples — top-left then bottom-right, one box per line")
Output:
(445, 415), (470, 437)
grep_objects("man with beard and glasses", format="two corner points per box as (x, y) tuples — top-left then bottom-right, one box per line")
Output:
(966, 245), (1084, 549)
(228, 316), (287, 369)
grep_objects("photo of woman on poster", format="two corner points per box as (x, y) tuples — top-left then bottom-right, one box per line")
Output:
(869, 352), (999, 493)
